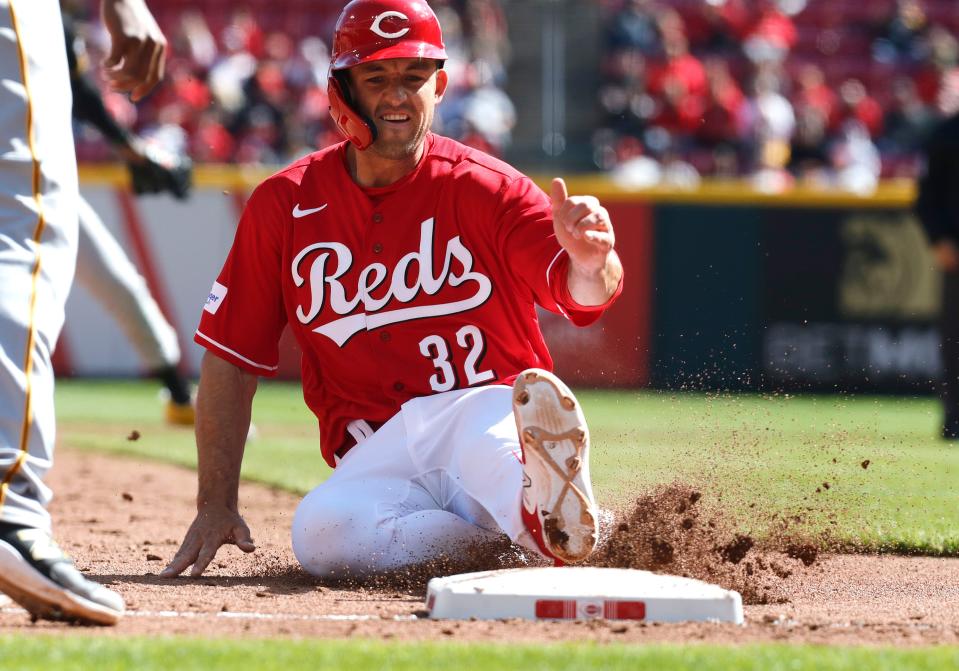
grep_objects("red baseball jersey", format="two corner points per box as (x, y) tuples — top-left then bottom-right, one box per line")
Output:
(195, 134), (623, 466)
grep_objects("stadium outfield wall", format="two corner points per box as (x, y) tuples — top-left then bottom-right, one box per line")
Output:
(70, 166), (935, 393)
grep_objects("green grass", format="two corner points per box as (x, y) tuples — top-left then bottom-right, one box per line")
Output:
(1, 637), (957, 671)
(55, 381), (959, 554)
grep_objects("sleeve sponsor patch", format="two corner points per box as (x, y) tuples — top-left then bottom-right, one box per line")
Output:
(204, 281), (228, 314)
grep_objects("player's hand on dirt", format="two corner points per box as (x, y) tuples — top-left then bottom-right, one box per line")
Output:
(550, 178), (616, 273)
(100, 0), (167, 102)
(159, 506), (255, 578)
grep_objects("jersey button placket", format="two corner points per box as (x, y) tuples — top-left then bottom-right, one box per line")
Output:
(372, 212), (383, 224)
(379, 331), (391, 342)
(393, 381), (405, 392)
(373, 242), (383, 254)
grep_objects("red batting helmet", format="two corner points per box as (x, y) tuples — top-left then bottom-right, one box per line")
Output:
(328, 0), (448, 149)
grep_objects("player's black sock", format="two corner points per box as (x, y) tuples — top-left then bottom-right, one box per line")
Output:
(154, 365), (192, 405)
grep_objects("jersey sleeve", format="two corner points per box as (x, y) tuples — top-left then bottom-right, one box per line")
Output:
(194, 180), (289, 376)
(495, 176), (622, 326)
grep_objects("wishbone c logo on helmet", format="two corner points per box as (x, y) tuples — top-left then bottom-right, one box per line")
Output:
(371, 11), (411, 39)
(327, 0), (448, 150)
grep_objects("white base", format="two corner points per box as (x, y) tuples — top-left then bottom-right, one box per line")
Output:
(426, 567), (743, 624)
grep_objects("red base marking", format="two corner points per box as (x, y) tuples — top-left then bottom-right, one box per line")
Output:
(534, 599), (646, 620)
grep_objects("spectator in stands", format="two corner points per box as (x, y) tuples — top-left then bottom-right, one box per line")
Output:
(872, 0), (930, 65)
(746, 68), (795, 192)
(609, 135), (663, 188)
(793, 64), (837, 129)
(192, 109), (234, 163)
(460, 60), (516, 155)
(172, 10), (217, 71)
(696, 59), (746, 149)
(682, 0), (747, 55)
(606, 0), (662, 57)
(207, 23), (257, 115)
(648, 32), (707, 100)
(66, 0), (959, 181)
(226, 7), (264, 59)
(830, 120), (881, 194)
(230, 59), (291, 161)
(659, 148), (701, 189)
(915, 26), (959, 105)
(836, 78), (884, 139)
(788, 105), (831, 185)
(743, 0), (798, 64)
(598, 48), (649, 138)
(881, 76), (937, 158)
(652, 76), (706, 138)
(296, 37), (331, 90)
(464, 0), (511, 86)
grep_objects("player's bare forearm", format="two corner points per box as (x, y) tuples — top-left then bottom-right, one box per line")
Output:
(567, 249), (624, 306)
(160, 353), (257, 578)
(195, 352), (257, 509)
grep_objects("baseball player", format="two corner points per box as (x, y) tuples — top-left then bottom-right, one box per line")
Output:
(66, 15), (195, 424)
(0, 0), (165, 625)
(161, 0), (623, 580)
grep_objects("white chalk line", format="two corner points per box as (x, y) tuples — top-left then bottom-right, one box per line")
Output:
(1, 606), (420, 623)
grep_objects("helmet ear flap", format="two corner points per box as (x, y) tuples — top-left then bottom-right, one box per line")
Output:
(328, 73), (377, 150)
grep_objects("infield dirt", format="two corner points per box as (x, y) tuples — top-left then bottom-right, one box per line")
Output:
(0, 448), (956, 645)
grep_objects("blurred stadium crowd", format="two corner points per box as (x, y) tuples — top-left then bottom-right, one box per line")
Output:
(69, 0), (959, 193)
(598, 0), (959, 192)
(68, 0), (515, 164)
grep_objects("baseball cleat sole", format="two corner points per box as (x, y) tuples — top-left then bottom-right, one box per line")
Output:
(0, 538), (123, 626)
(513, 368), (598, 563)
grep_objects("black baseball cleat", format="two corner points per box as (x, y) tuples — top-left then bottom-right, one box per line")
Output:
(0, 523), (124, 626)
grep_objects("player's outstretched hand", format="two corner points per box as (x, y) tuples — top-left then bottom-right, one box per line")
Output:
(159, 506), (255, 578)
(550, 177), (616, 273)
(100, 0), (167, 102)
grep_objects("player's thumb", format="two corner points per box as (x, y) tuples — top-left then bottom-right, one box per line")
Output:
(550, 177), (568, 210)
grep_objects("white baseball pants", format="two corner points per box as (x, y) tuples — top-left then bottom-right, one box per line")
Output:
(0, 0), (76, 532)
(291, 385), (540, 577)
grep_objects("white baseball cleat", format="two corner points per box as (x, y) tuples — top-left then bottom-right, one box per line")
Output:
(512, 368), (598, 564)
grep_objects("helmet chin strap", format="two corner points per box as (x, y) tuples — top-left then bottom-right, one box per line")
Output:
(328, 73), (378, 150)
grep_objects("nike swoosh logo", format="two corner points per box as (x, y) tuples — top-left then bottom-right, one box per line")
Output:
(292, 203), (328, 218)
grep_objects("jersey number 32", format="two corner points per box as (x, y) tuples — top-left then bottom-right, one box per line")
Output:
(418, 325), (495, 392)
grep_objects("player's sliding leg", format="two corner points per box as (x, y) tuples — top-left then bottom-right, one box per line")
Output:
(413, 381), (599, 565)
(74, 195), (193, 424)
(291, 410), (509, 578)
(292, 478), (508, 578)
(291, 382), (599, 578)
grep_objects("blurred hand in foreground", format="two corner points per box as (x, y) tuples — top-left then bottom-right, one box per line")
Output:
(100, 0), (167, 102)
